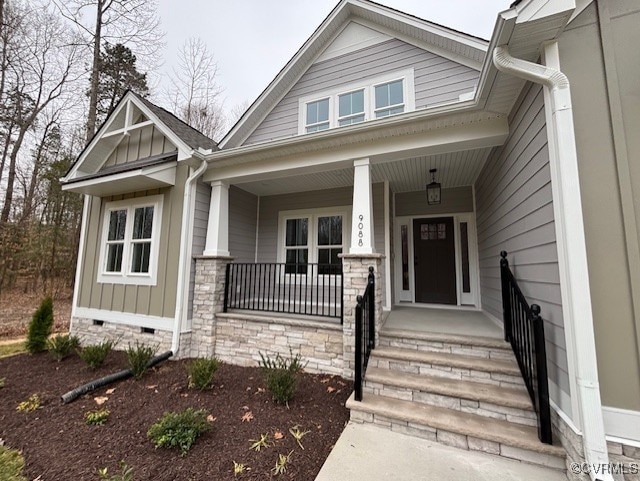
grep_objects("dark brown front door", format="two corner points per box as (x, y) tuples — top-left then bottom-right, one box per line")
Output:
(413, 217), (457, 304)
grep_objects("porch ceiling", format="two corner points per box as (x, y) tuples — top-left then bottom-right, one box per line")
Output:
(235, 147), (492, 196)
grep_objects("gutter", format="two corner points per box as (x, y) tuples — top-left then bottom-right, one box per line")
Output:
(171, 158), (208, 355)
(493, 45), (612, 481)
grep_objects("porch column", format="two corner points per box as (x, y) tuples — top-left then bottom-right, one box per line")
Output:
(350, 158), (375, 254)
(203, 180), (229, 257)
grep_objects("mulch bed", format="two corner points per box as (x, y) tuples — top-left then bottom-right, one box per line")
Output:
(0, 351), (352, 480)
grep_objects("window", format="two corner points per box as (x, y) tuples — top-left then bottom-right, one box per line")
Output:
(338, 89), (365, 126)
(279, 209), (348, 275)
(98, 195), (162, 286)
(375, 79), (404, 118)
(305, 98), (329, 133)
(298, 69), (414, 134)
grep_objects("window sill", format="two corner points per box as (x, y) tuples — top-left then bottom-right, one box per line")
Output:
(97, 273), (158, 286)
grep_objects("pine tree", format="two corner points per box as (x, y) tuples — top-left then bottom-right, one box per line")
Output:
(26, 297), (54, 353)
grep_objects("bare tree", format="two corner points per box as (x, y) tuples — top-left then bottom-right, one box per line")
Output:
(166, 37), (225, 141)
(54, 0), (164, 141)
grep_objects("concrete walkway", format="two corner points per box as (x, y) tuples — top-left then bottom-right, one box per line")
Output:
(315, 422), (566, 481)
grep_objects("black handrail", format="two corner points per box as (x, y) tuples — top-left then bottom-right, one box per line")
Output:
(354, 266), (375, 402)
(223, 263), (343, 322)
(500, 251), (552, 444)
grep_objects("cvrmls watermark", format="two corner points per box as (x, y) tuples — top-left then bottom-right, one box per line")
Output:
(570, 462), (639, 476)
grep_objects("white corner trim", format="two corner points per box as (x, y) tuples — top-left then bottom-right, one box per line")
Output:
(71, 195), (91, 322)
(602, 406), (640, 444)
(75, 307), (174, 331)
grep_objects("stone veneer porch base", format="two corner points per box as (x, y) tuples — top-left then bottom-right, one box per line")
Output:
(71, 317), (173, 353)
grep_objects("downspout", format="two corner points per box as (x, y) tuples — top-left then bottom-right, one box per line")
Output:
(172, 159), (208, 355)
(493, 46), (612, 480)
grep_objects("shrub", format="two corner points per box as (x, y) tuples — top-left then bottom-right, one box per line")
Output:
(16, 394), (41, 413)
(258, 350), (306, 404)
(0, 377), (5, 389)
(78, 340), (114, 369)
(85, 408), (110, 426)
(97, 461), (134, 481)
(126, 342), (156, 379)
(187, 357), (219, 390)
(47, 334), (80, 361)
(25, 297), (54, 353)
(0, 445), (27, 481)
(147, 408), (210, 456)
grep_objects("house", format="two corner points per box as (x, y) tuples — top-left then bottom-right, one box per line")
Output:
(61, 0), (640, 479)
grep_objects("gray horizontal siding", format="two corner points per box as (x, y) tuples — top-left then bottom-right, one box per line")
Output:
(245, 38), (479, 145)
(395, 186), (474, 217)
(229, 186), (258, 263)
(474, 82), (569, 401)
(256, 184), (387, 305)
(188, 181), (211, 320)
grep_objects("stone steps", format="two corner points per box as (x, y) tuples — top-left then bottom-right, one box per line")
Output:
(370, 345), (526, 388)
(364, 366), (537, 427)
(379, 328), (515, 361)
(347, 392), (566, 470)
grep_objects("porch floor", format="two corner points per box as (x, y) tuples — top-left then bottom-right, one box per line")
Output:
(382, 306), (503, 339)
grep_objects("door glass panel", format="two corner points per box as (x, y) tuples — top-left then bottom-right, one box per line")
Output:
(401, 225), (409, 290)
(460, 222), (470, 293)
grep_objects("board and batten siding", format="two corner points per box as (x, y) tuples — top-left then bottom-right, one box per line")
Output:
(229, 186), (258, 263)
(256, 184), (387, 305)
(474, 83), (570, 408)
(395, 186), (474, 217)
(102, 125), (175, 169)
(245, 38), (479, 145)
(77, 165), (188, 320)
(187, 181), (212, 320)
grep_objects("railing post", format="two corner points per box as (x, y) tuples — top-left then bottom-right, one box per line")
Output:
(223, 263), (231, 313)
(354, 295), (364, 402)
(500, 251), (512, 342)
(367, 266), (375, 350)
(531, 304), (553, 444)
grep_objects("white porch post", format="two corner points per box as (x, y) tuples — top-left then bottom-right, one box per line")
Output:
(350, 158), (375, 254)
(203, 180), (230, 257)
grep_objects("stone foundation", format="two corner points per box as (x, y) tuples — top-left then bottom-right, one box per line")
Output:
(212, 312), (343, 375)
(552, 408), (640, 481)
(71, 317), (173, 353)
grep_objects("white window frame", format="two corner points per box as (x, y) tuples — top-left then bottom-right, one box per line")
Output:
(297, 68), (415, 135)
(97, 194), (163, 286)
(304, 97), (331, 133)
(373, 78), (406, 118)
(337, 88), (366, 127)
(277, 207), (351, 277)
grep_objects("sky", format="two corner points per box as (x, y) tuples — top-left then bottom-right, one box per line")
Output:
(155, 0), (512, 115)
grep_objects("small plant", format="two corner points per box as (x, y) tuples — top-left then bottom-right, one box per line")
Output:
(187, 357), (219, 390)
(126, 342), (156, 379)
(85, 408), (110, 426)
(258, 349), (306, 404)
(79, 340), (115, 369)
(0, 445), (27, 481)
(232, 461), (247, 477)
(289, 425), (311, 450)
(271, 451), (293, 476)
(249, 433), (271, 452)
(16, 394), (41, 413)
(25, 297), (54, 353)
(147, 408), (210, 456)
(97, 461), (134, 481)
(0, 377), (5, 389)
(47, 334), (80, 361)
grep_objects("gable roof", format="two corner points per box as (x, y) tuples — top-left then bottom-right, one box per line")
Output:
(219, 0), (489, 149)
(62, 91), (217, 183)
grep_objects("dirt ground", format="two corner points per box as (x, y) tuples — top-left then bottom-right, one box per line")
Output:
(0, 287), (72, 338)
(0, 350), (352, 480)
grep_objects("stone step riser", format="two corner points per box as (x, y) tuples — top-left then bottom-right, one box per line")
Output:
(378, 337), (515, 361)
(369, 357), (526, 389)
(349, 408), (565, 471)
(363, 381), (537, 427)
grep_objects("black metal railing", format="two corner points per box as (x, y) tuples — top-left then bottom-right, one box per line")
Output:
(354, 266), (375, 402)
(223, 263), (343, 321)
(500, 251), (552, 444)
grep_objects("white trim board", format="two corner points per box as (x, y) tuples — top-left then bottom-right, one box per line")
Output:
(602, 406), (640, 444)
(75, 307), (174, 331)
